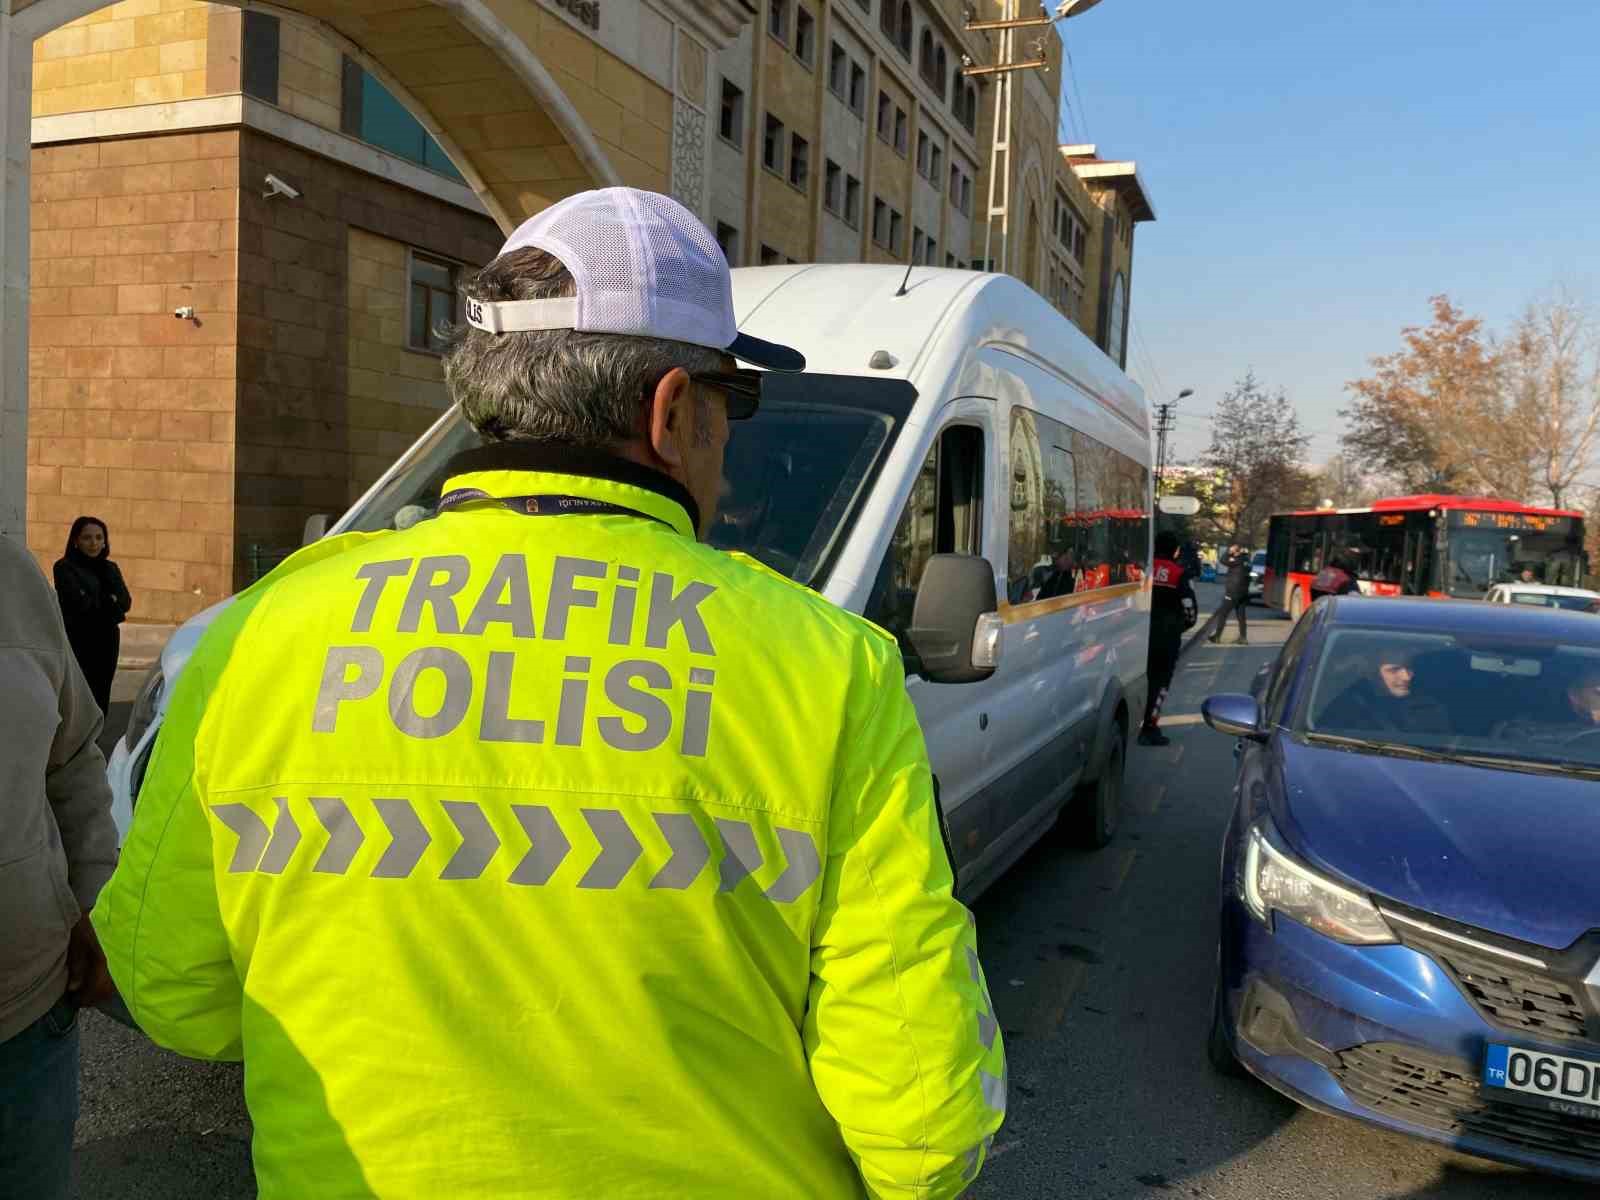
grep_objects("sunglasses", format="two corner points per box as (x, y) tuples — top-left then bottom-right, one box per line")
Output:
(690, 370), (762, 421)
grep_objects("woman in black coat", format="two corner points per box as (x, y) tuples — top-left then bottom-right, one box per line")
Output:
(53, 515), (132, 714)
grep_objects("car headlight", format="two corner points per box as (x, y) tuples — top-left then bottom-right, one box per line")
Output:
(123, 663), (165, 752)
(1239, 822), (1395, 945)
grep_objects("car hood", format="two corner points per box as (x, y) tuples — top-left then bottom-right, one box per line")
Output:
(1273, 739), (1600, 949)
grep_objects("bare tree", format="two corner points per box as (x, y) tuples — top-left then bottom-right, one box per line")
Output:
(1309, 452), (1377, 508)
(1502, 289), (1600, 510)
(1196, 370), (1314, 547)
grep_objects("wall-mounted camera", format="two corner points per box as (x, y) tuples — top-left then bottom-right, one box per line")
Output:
(263, 173), (301, 200)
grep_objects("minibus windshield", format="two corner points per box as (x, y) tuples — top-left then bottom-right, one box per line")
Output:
(338, 374), (916, 589)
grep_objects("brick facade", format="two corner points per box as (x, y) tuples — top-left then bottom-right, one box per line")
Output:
(26, 125), (499, 624)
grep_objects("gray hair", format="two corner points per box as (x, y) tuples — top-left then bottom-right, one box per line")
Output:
(442, 247), (724, 447)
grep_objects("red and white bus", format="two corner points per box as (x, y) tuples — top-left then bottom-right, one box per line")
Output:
(1263, 495), (1589, 618)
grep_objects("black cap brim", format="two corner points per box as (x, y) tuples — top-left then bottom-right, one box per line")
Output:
(730, 331), (805, 373)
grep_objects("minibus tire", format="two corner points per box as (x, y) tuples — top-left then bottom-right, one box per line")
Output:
(1072, 728), (1124, 848)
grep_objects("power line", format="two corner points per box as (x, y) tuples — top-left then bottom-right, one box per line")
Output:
(1060, 32), (1092, 145)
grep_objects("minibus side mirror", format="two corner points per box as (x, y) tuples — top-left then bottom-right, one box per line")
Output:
(908, 555), (1002, 684)
(302, 513), (331, 545)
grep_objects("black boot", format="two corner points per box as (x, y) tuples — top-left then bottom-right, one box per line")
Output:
(1137, 725), (1171, 747)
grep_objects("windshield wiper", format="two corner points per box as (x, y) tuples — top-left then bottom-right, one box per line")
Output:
(1447, 753), (1600, 781)
(1302, 733), (1460, 763)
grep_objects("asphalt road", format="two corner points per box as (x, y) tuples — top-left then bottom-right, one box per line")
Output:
(68, 602), (1595, 1198)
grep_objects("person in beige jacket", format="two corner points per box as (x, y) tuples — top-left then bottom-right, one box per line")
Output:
(0, 533), (119, 1200)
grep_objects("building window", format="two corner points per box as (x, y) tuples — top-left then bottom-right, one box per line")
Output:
(789, 133), (810, 190)
(961, 174), (973, 216)
(716, 221), (740, 265)
(795, 5), (816, 66)
(1109, 271), (1128, 367)
(930, 143), (943, 188)
(769, 0), (790, 45)
(849, 63), (867, 115)
(844, 175), (862, 226)
(950, 163), (960, 198)
(763, 113), (786, 173)
(408, 251), (457, 354)
(872, 198), (889, 247)
(877, 91), (891, 140)
(916, 131), (930, 176)
(880, 0), (896, 41)
(824, 160), (843, 214)
(341, 57), (462, 180)
(242, 12), (279, 105)
(720, 79), (745, 145)
(934, 47), (948, 101)
(889, 208), (904, 255)
(896, 2), (912, 57)
(893, 107), (908, 155)
(919, 29), (935, 83)
(761, 244), (782, 266)
(959, 83), (977, 133)
(925, 236), (938, 265)
(945, 252), (956, 268)
(912, 227), (925, 263)
(828, 42), (848, 97)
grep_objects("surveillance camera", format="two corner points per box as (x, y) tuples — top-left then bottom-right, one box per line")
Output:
(174, 305), (195, 320)
(263, 173), (300, 200)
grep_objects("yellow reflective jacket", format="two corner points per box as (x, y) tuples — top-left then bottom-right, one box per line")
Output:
(94, 447), (1005, 1199)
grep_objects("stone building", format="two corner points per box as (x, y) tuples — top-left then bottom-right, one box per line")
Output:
(11, 0), (1153, 625)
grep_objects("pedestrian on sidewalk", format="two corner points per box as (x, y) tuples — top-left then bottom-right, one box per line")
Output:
(92, 188), (1004, 1200)
(1140, 531), (1197, 747)
(0, 535), (120, 1200)
(52, 517), (131, 715)
(1209, 543), (1250, 646)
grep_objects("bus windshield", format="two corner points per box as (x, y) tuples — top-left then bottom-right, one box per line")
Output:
(1444, 515), (1588, 596)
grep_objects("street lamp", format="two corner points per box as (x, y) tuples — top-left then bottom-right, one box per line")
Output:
(1054, 0), (1106, 16)
(1153, 388), (1193, 499)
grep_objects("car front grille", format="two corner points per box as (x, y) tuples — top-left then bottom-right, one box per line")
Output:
(1334, 1042), (1600, 1166)
(1384, 909), (1593, 1043)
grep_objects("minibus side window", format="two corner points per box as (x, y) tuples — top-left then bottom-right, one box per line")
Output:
(866, 424), (985, 657)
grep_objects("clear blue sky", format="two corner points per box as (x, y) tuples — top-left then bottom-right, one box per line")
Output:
(1059, 0), (1600, 466)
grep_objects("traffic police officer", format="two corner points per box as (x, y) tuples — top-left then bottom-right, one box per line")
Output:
(1138, 531), (1197, 746)
(93, 189), (1005, 1198)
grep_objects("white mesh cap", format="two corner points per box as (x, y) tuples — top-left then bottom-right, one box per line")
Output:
(464, 188), (804, 372)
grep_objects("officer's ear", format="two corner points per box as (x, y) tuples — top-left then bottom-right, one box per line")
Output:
(646, 367), (694, 472)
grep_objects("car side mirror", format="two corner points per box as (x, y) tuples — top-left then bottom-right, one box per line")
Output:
(302, 513), (331, 546)
(907, 554), (1002, 685)
(1202, 693), (1267, 741)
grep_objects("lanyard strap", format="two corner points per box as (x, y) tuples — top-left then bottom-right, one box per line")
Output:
(435, 488), (672, 529)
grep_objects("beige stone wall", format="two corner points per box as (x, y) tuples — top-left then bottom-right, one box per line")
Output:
(27, 131), (240, 625)
(345, 229), (453, 492)
(32, 0), (217, 118)
(278, 16), (342, 132)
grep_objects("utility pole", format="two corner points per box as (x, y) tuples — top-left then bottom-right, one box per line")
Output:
(965, 1), (1105, 275)
(1152, 387), (1194, 499)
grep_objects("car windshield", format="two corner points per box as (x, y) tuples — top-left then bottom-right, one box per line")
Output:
(1296, 627), (1600, 772)
(1251, 552), (1266, 568)
(337, 374), (914, 589)
(1508, 592), (1599, 612)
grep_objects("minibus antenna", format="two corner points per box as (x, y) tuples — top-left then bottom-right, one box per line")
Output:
(894, 260), (915, 297)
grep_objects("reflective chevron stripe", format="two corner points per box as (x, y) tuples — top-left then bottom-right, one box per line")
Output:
(208, 799), (821, 903)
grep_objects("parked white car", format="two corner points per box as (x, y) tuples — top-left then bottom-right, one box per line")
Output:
(1483, 582), (1600, 613)
(107, 264), (1154, 900)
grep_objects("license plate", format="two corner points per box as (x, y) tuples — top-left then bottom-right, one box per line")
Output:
(1484, 1044), (1600, 1119)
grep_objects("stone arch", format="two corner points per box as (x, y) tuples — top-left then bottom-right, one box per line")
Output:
(0, 0), (683, 540)
(1016, 150), (1047, 288)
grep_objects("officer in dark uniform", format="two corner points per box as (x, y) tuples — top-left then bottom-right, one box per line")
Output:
(1139, 531), (1198, 747)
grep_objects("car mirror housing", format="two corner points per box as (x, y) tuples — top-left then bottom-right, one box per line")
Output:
(1203, 693), (1267, 741)
(907, 554), (1001, 684)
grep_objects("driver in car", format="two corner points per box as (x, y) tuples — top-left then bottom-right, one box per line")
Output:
(1319, 643), (1450, 735)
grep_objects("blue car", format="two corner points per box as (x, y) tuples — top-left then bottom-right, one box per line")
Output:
(1202, 596), (1600, 1181)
